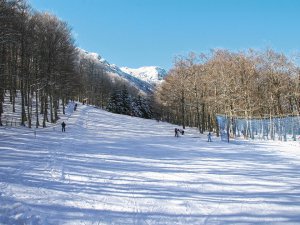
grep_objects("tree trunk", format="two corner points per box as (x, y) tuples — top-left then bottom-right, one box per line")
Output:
(43, 93), (48, 127)
(50, 93), (54, 123)
(181, 90), (185, 129)
(27, 87), (31, 128)
(20, 79), (26, 126)
(35, 88), (39, 128)
(62, 98), (65, 114)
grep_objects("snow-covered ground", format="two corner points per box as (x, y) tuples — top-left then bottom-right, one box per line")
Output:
(1, 104), (300, 225)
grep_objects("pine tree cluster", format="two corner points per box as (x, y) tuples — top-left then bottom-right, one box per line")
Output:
(107, 87), (152, 119)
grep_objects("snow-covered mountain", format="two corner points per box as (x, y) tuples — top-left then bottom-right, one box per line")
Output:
(77, 48), (167, 94)
(120, 66), (167, 85)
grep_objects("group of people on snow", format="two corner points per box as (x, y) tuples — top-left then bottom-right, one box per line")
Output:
(174, 127), (213, 142)
(61, 101), (214, 141)
(174, 128), (184, 137)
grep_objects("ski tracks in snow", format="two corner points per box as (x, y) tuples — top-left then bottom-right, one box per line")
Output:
(2, 104), (300, 224)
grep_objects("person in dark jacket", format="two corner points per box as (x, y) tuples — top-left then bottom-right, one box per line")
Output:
(207, 132), (212, 142)
(61, 121), (66, 132)
(175, 128), (179, 137)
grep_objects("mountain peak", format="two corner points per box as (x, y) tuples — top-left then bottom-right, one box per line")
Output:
(120, 66), (167, 84)
(77, 48), (167, 94)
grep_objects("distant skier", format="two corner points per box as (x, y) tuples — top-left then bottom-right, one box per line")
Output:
(61, 121), (66, 132)
(207, 132), (212, 142)
(175, 128), (179, 137)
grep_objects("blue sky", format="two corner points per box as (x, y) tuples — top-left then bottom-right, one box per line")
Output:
(29, 0), (300, 70)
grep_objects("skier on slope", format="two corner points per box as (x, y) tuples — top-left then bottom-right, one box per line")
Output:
(175, 128), (179, 137)
(61, 121), (66, 132)
(179, 129), (184, 135)
(207, 132), (212, 142)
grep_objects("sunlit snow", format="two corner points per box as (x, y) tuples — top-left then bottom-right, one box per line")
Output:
(1, 103), (300, 225)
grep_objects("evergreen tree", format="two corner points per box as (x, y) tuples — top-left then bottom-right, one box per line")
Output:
(107, 89), (120, 114)
(132, 95), (152, 119)
(132, 95), (143, 117)
(140, 97), (152, 119)
(119, 88), (131, 115)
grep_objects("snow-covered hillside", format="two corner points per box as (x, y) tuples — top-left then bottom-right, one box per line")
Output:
(121, 66), (167, 85)
(1, 103), (300, 225)
(77, 49), (166, 93)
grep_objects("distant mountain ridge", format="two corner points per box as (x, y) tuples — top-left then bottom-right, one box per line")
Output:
(120, 66), (167, 85)
(77, 48), (167, 94)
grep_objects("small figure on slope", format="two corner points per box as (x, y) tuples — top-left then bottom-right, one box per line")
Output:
(175, 128), (179, 137)
(61, 121), (66, 132)
(207, 132), (212, 142)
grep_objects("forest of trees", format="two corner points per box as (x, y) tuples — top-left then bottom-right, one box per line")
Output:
(0, 0), (151, 128)
(0, 0), (80, 127)
(155, 50), (300, 136)
(77, 50), (153, 118)
(1, 0), (299, 139)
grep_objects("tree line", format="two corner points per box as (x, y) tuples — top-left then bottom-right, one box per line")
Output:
(154, 49), (300, 136)
(0, 0), (151, 128)
(0, 0), (80, 127)
(76, 49), (153, 118)
(1, 0), (299, 135)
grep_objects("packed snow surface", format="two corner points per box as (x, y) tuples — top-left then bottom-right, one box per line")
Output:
(1, 104), (300, 225)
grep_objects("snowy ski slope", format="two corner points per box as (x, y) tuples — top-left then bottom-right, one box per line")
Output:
(1, 104), (300, 224)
